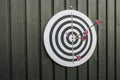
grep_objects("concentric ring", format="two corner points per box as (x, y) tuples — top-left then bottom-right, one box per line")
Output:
(43, 10), (97, 67)
(51, 17), (91, 60)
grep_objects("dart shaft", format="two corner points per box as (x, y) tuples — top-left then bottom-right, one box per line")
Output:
(71, 12), (74, 64)
(90, 24), (95, 27)
(73, 37), (81, 39)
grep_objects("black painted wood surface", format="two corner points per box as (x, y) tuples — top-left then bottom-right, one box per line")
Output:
(0, 0), (120, 80)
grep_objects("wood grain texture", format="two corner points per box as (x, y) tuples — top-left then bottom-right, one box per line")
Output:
(66, 0), (77, 10)
(78, 0), (87, 14)
(98, 0), (107, 80)
(0, 0), (10, 80)
(107, 0), (115, 80)
(26, 0), (40, 80)
(88, 0), (97, 80)
(54, 0), (66, 80)
(41, 0), (53, 80)
(0, 0), (119, 80)
(78, 0), (87, 80)
(11, 0), (26, 80)
(116, 0), (120, 80)
(66, 0), (77, 80)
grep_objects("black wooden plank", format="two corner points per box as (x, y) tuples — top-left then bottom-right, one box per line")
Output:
(0, 0), (119, 80)
(11, 0), (26, 80)
(54, 65), (66, 80)
(77, 0), (87, 80)
(67, 67), (77, 80)
(54, 0), (64, 13)
(0, 0), (10, 80)
(66, 0), (77, 10)
(88, 0), (97, 80)
(78, 0), (87, 14)
(98, 0), (107, 80)
(26, 0), (40, 80)
(116, 0), (120, 80)
(65, 0), (77, 80)
(41, 0), (53, 80)
(54, 0), (66, 80)
(107, 0), (115, 80)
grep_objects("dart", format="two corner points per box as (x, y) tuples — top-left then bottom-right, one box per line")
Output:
(75, 30), (88, 39)
(95, 19), (100, 25)
(77, 55), (81, 61)
(81, 35), (86, 41)
(71, 12), (75, 64)
(83, 30), (88, 35)
(90, 19), (100, 27)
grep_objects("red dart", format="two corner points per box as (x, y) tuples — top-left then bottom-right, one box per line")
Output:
(90, 19), (101, 27)
(95, 19), (100, 25)
(83, 30), (88, 35)
(81, 36), (86, 41)
(77, 55), (81, 61)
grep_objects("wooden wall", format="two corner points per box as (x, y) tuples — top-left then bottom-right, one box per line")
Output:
(0, 0), (120, 80)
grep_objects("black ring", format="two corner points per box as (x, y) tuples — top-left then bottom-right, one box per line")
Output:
(62, 26), (82, 49)
(49, 15), (92, 61)
(56, 22), (87, 56)
(66, 31), (78, 45)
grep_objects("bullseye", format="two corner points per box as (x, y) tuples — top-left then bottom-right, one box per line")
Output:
(69, 34), (77, 42)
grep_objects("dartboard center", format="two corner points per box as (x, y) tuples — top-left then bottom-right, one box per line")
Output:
(69, 34), (77, 42)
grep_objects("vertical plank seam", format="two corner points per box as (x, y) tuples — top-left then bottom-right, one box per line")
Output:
(105, 0), (107, 80)
(51, 0), (55, 80)
(76, 0), (78, 80)
(76, 1), (79, 78)
(64, 1), (67, 80)
(96, 0), (99, 80)
(76, 0), (78, 10)
(51, 0), (54, 16)
(8, 0), (13, 79)
(106, 0), (108, 80)
(64, 0), (66, 10)
(114, 0), (117, 80)
(25, 0), (28, 80)
(86, 0), (89, 15)
(87, 0), (89, 80)
(66, 67), (68, 80)
(39, 0), (42, 80)
(76, 66), (78, 80)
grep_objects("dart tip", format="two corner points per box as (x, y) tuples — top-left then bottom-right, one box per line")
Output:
(77, 55), (81, 61)
(95, 19), (100, 25)
(84, 30), (88, 35)
(81, 36), (86, 41)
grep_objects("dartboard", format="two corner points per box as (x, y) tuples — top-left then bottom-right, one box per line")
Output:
(43, 10), (97, 67)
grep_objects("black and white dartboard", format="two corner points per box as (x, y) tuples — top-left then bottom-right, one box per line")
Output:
(43, 10), (97, 67)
